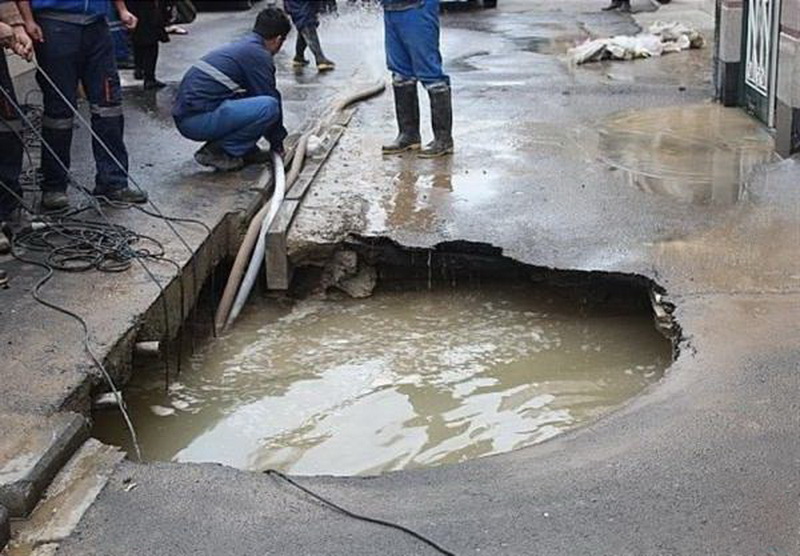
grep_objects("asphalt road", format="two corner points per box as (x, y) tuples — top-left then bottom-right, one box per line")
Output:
(16, 0), (800, 554)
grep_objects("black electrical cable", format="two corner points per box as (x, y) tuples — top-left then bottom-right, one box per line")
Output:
(264, 470), (457, 556)
(0, 88), (177, 458)
(31, 59), (207, 337)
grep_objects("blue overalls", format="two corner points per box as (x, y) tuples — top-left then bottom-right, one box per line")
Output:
(382, 0), (449, 89)
(283, 0), (320, 31)
(30, 0), (129, 194)
(172, 33), (286, 157)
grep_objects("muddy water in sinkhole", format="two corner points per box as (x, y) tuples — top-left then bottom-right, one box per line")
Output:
(94, 284), (671, 475)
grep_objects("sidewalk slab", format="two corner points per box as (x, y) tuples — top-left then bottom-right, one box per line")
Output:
(6, 439), (124, 555)
(0, 413), (88, 517)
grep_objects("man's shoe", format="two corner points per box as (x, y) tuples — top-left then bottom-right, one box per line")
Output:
(143, 79), (167, 91)
(194, 143), (244, 172)
(292, 57), (310, 67)
(602, 0), (622, 9)
(97, 187), (149, 204)
(317, 60), (336, 72)
(0, 230), (10, 255)
(242, 146), (272, 166)
(619, 0), (632, 11)
(41, 191), (70, 211)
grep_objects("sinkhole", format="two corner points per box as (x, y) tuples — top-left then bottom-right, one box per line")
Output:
(93, 241), (675, 476)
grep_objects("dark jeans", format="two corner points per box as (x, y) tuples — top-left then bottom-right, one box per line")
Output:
(134, 43), (159, 81)
(0, 53), (23, 220)
(35, 16), (129, 193)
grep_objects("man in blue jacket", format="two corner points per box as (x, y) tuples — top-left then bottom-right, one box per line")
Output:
(381, 0), (453, 158)
(173, 7), (290, 172)
(17, 0), (147, 210)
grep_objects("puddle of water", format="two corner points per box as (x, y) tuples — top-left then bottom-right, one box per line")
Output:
(95, 282), (670, 476)
(583, 104), (776, 204)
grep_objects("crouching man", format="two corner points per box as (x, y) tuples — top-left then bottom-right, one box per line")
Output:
(172, 7), (290, 171)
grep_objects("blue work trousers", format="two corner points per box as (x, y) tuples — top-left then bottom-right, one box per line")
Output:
(0, 52), (23, 220)
(35, 17), (129, 193)
(175, 96), (281, 157)
(384, 0), (449, 87)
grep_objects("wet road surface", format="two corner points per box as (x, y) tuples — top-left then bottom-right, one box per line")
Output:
(10, 0), (800, 554)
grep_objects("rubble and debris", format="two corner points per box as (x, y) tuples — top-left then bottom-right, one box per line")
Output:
(569, 22), (705, 64)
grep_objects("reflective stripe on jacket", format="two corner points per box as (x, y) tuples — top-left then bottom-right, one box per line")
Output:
(172, 32), (286, 145)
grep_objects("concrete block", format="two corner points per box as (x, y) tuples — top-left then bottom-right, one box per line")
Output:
(0, 412), (89, 517)
(777, 33), (800, 107)
(9, 439), (124, 553)
(716, 61), (742, 105)
(780, 0), (800, 33)
(0, 504), (9, 551)
(718, 3), (743, 63)
(774, 100), (800, 156)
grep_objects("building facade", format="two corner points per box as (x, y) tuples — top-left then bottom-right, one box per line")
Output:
(715, 0), (800, 156)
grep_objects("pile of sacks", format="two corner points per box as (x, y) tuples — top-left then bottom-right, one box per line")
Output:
(568, 22), (705, 64)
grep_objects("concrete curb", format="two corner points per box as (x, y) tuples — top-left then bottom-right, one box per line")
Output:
(0, 413), (89, 518)
(0, 504), (9, 550)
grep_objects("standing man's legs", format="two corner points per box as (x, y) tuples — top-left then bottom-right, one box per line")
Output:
(293, 31), (308, 66)
(0, 52), (23, 252)
(35, 18), (81, 210)
(81, 18), (146, 202)
(382, 8), (420, 155)
(383, 0), (451, 157)
(402, 0), (452, 158)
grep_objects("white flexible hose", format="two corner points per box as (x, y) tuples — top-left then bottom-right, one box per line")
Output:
(226, 151), (287, 327)
(215, 81), (386, 331)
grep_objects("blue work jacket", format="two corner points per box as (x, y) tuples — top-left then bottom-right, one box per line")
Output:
(382, 0), (423, 10)
(30, 0), (110, 16)
(173, 32), (286, 144)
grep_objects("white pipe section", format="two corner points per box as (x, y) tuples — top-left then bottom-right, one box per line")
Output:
(226, 151), (287, 327)
(214, 82), (386, 331)
(134, 341), (161, 356)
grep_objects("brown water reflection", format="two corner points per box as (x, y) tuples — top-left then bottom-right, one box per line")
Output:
(95, 284), (670, 476)
(586, 104), (776, 204)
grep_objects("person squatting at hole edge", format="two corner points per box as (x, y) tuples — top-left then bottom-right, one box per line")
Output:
(172, 7), (290, 172)
(381, 0), (453, 158)
(17, 0), (148, 210)
(283, 0), (335, 72)
(0, 0), (33, 253)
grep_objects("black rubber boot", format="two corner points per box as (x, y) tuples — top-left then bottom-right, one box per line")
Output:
(602, 0), (622, 9)
(419, 85), (454, 158)
(619, 0), (632, 12)
(382, 82), (421, 155)
(300, 27), (335, 71)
